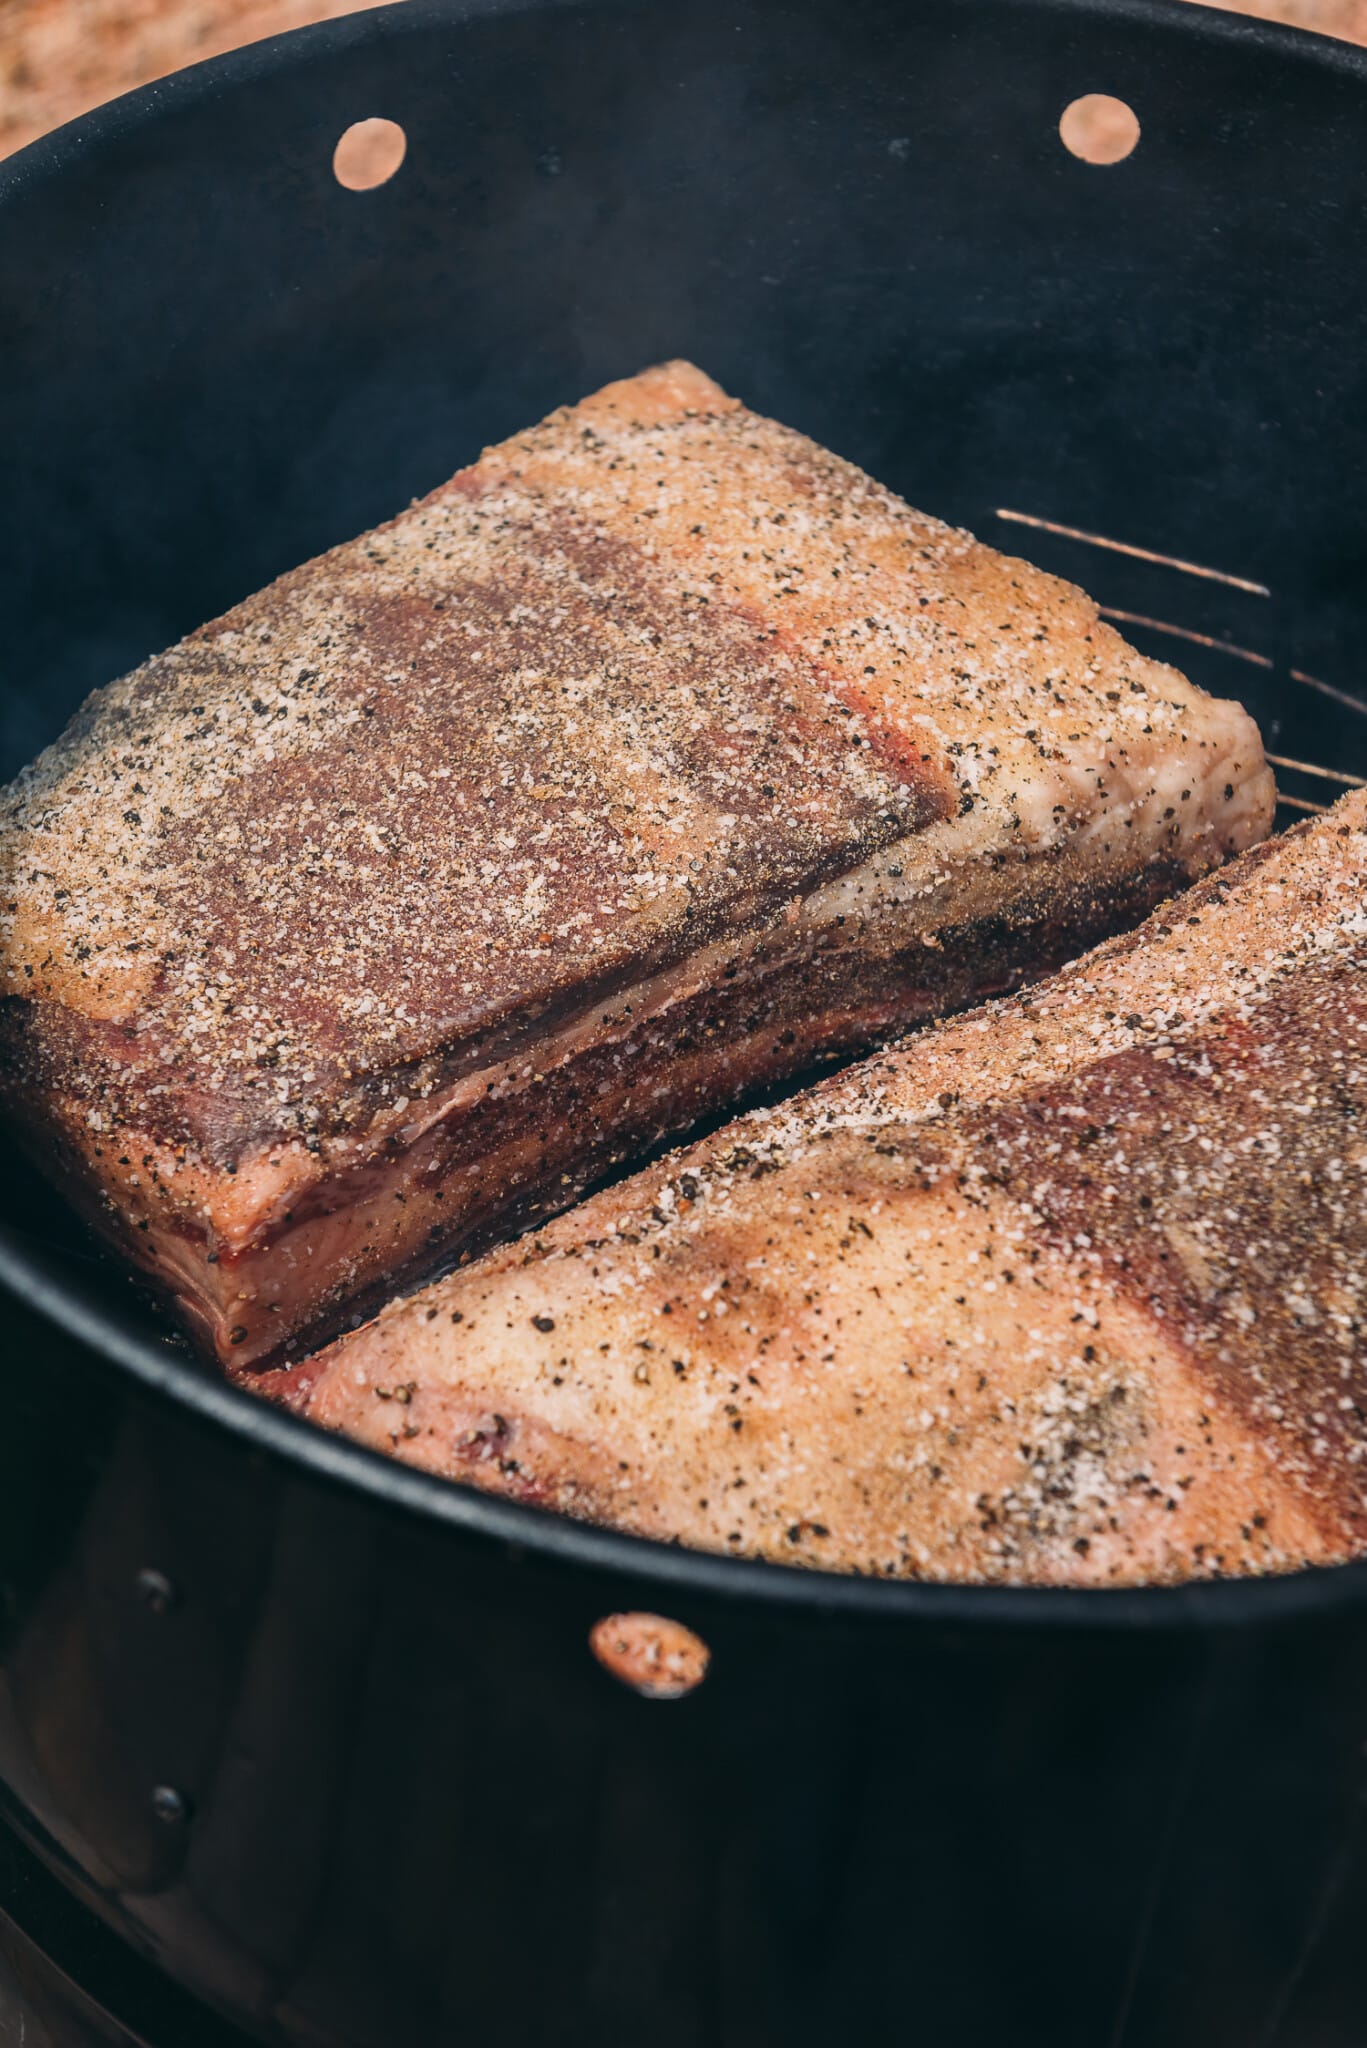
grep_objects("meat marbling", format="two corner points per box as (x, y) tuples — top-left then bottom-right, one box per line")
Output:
(0, 362), (1272, 1371)
(301, 795), (1367, 1587)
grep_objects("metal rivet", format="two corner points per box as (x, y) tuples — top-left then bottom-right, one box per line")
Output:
(135, 1569), (177, 1615)
(589, 1613), (711, 1699)
(151, 1785), (191, 1825)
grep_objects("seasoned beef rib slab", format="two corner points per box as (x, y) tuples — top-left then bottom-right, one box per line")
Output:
(301, 795), (1367, 1587)
(0, 362), (1272, 1370)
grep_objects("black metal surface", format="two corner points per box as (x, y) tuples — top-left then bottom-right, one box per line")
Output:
(2, 0), (1367, 2039)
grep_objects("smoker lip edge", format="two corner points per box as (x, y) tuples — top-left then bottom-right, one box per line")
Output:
(0, 0), (1365, 206)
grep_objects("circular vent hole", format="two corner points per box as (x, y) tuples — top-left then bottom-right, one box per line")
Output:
(333, 117), (408, 191)
(590, 1613), (710, 1698)
(1059, 95), (1141, 166)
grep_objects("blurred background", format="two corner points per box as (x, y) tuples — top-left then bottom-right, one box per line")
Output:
(1, 0), (1366, 163)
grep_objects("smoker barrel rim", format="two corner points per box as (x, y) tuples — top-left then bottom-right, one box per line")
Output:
(3, 0), (1366, 208)
(3, 0), (1367, 1633)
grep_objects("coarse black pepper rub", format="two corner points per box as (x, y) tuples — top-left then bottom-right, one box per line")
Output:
(0, 362), (1271, 1370)
(303, 795), (1367, 1588)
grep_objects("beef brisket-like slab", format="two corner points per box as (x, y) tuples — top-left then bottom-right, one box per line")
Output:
(0, 362), (1272, 1370)
(305, 794), (1367, 1581)
(301, 794), (1367, 1587)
